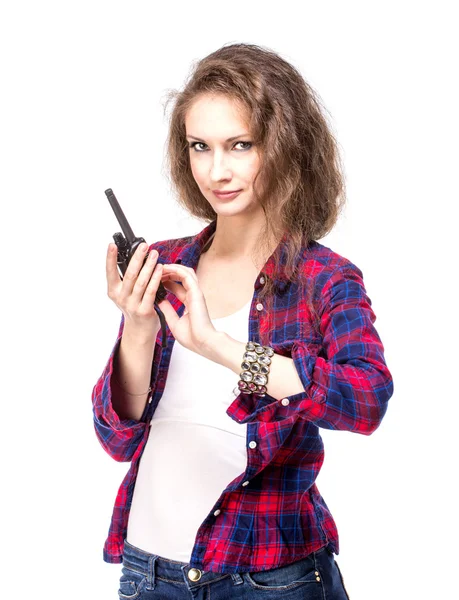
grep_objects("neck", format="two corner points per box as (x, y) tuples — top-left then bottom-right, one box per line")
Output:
(204, 216), (279, 263)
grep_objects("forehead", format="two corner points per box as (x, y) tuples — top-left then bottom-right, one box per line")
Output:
(185, 94), (250, 135)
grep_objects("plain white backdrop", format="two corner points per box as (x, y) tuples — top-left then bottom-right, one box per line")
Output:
(1, 1), (457, 598)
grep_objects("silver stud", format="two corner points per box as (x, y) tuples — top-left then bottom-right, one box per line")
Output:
(240, 371), (253, 382)
(249, 441), (257, 449)
(259, 276), (265, 285)
(253, 374), (268, 385)
(281, 398), (290, 406)
(256, 303), (264, 311)
(258, 355), (271, 366)
(242, 480), (249, 486)
(213, 509), (221, 516)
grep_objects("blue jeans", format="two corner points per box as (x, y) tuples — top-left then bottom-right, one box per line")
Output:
(118, 539), (351, 599)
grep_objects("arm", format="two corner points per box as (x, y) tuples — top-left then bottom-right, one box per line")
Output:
(91, 313), (162, 462)
(202, 335), (306, 400)
(202, 264), (394, 435)
(112, 321), (160, 421)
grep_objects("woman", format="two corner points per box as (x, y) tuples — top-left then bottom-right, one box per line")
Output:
(92, 42), (393, 599)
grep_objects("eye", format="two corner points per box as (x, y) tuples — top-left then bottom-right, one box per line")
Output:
(235, 141), (252, 150)
(188, 141), (253, 152)
(189, 142), (208, 152)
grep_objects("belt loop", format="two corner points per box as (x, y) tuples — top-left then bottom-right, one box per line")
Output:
(146, 555), (157, 591)
(231, 573), (244, 585)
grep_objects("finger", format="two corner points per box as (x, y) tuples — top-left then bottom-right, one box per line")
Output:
(162, 264), (198, 287)
(162, 263), (197, 276)
(119, 243), (150, 299)
(133, 248), (159, 295)
(106, 243), (122, 294)
(141, 261), (163, 304)
(160, 278), (186, 303)
(155, 296), (180, 332)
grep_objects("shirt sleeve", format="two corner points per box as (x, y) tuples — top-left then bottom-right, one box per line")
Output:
(226, 263), (394, 435)
(91, 313), (149, 462)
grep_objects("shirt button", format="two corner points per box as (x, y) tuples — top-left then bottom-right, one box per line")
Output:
(259, 276), (265, 285)
(242, 480), (249, 486)
(248, 441), (257, 449)
(281, 398), (290, 406)
(256, 303), (264, 311)
(188, 568), (202, 581)
(213, 509), (221, 516)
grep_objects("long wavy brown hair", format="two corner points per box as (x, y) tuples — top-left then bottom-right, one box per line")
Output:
(161, 42), (347, 345)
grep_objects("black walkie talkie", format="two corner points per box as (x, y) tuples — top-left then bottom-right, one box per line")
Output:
(105, 188), (168, 348)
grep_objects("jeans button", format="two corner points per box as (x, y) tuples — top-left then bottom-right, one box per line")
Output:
(188, 568), (202, 581)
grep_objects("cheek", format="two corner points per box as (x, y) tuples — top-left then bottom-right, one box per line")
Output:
(189, 158), (206, 185)
(246, 153), (261, 177)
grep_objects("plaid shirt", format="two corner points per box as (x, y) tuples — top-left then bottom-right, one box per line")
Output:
(91, 218), (394, 574)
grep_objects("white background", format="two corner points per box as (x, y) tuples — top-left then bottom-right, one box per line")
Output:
(1, 1), (457, 598)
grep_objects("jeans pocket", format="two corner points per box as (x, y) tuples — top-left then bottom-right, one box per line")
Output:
(118, 564), (146, 599)
(244, 553), (324, 594)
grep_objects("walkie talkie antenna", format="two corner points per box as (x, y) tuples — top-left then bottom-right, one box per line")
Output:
(105, 188), (135, 244)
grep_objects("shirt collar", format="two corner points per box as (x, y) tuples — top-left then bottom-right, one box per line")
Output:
(171, 219), (305, 295)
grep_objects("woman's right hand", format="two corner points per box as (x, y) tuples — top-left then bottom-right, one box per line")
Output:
(106, 242), (164, 335)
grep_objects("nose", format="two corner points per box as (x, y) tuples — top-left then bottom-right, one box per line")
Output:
(209, 150), (231, 182)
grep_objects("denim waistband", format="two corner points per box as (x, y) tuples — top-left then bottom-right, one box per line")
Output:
(122, 539), (244, 591)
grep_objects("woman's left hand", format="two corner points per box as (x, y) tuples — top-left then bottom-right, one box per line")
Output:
(157, 263), (219, 355)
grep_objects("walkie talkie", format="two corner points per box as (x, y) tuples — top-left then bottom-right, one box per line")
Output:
(105, 188), (168, 348)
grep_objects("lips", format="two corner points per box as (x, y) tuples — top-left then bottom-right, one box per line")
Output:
(213, 189), (242, 199)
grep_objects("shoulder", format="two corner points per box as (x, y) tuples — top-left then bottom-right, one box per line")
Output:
(147, 233), (195, 263)
(299, 240), (369, 314)
(301, 239), (364, 280)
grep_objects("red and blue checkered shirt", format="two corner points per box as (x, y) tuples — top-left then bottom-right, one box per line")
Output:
(91, 218), (394, 573)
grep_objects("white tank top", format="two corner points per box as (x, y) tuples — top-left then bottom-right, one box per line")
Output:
(126, 299), (251, 561)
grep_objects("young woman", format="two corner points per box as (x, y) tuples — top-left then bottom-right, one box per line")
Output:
(92, 42), (393, 599)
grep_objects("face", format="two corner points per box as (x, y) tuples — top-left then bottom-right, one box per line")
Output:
(185, 94), (262, 217)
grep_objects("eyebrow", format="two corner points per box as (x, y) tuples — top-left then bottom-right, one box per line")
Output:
(186, 133), (250, 142)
